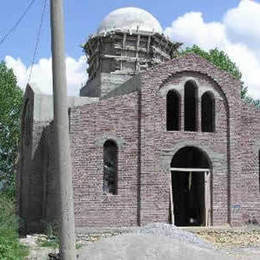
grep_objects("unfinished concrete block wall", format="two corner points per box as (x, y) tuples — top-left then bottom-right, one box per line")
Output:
(18, 88), (46, 233)
(80, 31), (179, 98)
(41, 122), (60, 226)
(19, 120), (48, 233)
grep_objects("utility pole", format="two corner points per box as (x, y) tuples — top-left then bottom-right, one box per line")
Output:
(50, 0), (76, 259)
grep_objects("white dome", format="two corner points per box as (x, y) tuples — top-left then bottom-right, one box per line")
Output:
(97, 7), (163, 34)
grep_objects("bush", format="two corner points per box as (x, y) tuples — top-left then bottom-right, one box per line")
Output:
(0, 62), (23, 198)
(0, 194), (28, 259)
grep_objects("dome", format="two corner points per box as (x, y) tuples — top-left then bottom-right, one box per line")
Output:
(97, 7), (163, 34)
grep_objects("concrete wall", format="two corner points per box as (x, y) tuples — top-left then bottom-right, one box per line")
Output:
(17, 86), (98, 233)
(81, 31), (178, 98)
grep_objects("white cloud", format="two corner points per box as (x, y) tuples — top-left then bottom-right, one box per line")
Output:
(165, 0), (260, 99)
(5, 0), (260, 99)
(224, 0), (260, 50)
(5, 55), (87, 96)
(164, 12), (227, 50)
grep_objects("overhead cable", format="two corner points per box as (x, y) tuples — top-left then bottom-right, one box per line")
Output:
(0, 0), (37, 47)
(28, 0), (48, 84)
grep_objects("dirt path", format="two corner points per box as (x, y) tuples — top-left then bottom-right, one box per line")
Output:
(20, 226), (260, 259)
(188, 226), (260, 259)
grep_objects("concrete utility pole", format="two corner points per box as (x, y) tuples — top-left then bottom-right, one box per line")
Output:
(50, 0), (76, 259)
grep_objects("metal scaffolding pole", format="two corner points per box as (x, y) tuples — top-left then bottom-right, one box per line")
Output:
(50, 0), (76, 258)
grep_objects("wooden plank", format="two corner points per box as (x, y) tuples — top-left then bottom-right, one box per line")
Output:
(169, 173), (174, 224)
(204, 171), (208, 226)
(170, 167), (210, 172)
(204, 171), (211, 226)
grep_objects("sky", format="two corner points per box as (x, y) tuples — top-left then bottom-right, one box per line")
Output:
(1, 0), (260, 98)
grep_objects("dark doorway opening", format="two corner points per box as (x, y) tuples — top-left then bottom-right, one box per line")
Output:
(170, 147), (211, 226)
(172, 171), (204, 226)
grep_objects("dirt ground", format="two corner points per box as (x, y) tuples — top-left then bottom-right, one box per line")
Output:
(21, 226), (260, 259)
(195, 229), (260, 248)
(186, 226), (260, 258)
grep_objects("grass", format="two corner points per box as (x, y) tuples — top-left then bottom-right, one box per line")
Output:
(37, 235), (82, 250)
(0, 193), (29, 259)
(37, 235), (59, 249)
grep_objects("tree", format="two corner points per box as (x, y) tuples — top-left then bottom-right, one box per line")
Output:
(179, 45), (251, 100)
(0, 62), (23, 197)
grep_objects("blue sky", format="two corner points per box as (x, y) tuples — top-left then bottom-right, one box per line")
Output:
(1, 0), (260, 98)
(0, 0), (241, 64)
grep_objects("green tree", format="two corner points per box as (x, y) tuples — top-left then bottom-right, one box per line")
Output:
(179, 45), (250, 100)
(0, 62), (23, 197)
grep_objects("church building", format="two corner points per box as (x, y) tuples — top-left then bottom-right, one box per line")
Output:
(17, 7), (260, 233)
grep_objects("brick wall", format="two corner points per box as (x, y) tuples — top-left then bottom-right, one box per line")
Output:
(70, 92), (139, 227)
(240, 103), (260, 224)
(52, 54), (260, 228)
(19, 54), (260, 232)
(137, 54), (245, 226)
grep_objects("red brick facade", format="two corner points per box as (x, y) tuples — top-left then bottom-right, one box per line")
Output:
(18, 54), (260, 233)
(69, 54), (260, 228)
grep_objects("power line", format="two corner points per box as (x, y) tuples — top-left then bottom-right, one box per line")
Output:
(0, 0), (37, 47)
(28, 0), (48, 84)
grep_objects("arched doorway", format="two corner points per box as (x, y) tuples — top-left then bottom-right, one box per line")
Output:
(170, 146), (211, 226)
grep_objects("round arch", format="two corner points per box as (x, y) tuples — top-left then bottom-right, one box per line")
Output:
(160, 141), (221, 171)
(170, 146), (212, 227)
(171, 146), (212, 169)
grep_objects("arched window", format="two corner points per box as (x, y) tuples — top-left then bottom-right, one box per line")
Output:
(184, 81), (198, 131)
(167, 90), (180, 131)
(201, 92), (215, 132)
(103, 140), (118, 194)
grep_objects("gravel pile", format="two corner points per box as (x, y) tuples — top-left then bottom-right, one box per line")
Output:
(77, 225), (231, 260)
(77, 223), (216, 251)
(135, 223), (215, 250)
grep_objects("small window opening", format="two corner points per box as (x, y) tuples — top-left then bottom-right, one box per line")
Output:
(201, 92), (215, 132)
(167, 90), (180, 131)
(103, 140), (118, 194)
(184, 81), (198, 131)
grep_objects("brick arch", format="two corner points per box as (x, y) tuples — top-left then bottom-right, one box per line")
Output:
(141, 54), (234, 225)
(95, 135), (125, 148)
(161, 140), (225, 171)
(159, 70), (229, 111)
(158, 70), (230, 142)
(142, 53), (241, 100)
